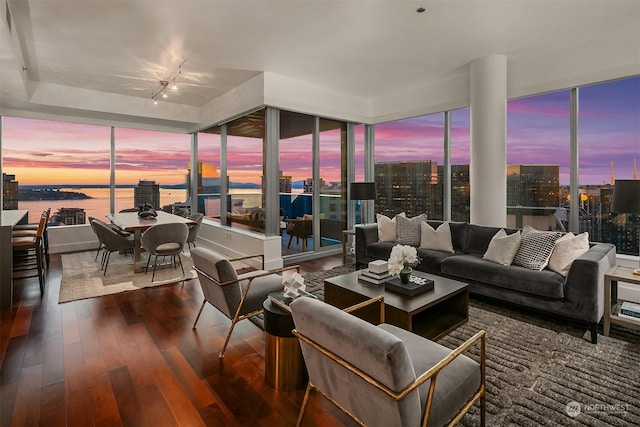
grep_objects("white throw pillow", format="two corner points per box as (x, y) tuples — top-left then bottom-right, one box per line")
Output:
(547, 232), (589, 276)
(483, 229), (522, 266)
(377, 212), (405, 242)
(420, 222), (454, 253)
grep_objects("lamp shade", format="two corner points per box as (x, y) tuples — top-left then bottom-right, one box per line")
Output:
(350, 182), (376, 201)
(612, 180), (640, 213)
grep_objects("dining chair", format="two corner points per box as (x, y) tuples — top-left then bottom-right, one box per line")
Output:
(190, 247), (300, 358)
(290, 297), (486, 427)
(141, 222), (189, 282)
(91, 219), (135, 275)
(186, 212), (204, 249)
(285, 218), (313, 251)
(12, 210), (49, 294)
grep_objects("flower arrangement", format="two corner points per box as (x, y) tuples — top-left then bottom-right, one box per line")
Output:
(388, 244), (420, 276)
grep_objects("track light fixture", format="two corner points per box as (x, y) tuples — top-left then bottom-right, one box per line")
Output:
(152, 60), (185, 103)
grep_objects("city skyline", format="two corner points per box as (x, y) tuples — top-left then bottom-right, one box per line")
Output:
(2, 77), (638, 186)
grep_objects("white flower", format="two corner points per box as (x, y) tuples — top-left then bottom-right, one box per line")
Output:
(387, 244), (420, 276)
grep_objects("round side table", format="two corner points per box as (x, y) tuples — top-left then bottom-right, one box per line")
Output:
(263, 299), (307, 391)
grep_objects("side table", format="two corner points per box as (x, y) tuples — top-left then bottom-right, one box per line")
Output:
(262, 299), (307, 391)
(603, 265), (640, 336)
(342, 229), (356, 265)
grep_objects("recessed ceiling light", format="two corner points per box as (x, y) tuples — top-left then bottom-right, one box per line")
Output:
(416, 7), (426, 13)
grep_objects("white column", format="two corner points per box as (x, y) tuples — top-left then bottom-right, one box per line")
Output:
(470, 55), (507, 227)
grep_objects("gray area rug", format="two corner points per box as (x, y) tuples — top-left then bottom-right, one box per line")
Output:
(59, 250), (197, 303)
(278, 265), (640, 426)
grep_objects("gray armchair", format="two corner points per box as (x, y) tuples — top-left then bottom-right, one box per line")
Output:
(91, 219), (134, 276)
(190, 247), (300, 358)
(290, 297), (486, 427)
(141, 222), (189, 282)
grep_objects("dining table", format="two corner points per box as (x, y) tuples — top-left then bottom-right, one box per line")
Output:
(106, 211), (196, 273)
(1, 209), (29, 308)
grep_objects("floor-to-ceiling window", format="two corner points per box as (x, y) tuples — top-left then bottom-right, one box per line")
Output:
(579, 76), (640, 255)
(113, 128), (190, 214)
(224, 110), (266, 233)
(2, 116), (110, 224)
(450, 108), (471, 222)
(374, 113), (444, 219)
(279, 111), (314, 254)
(319, 118), (347, 247)
(195, 131), (221, 220)
(506, 90), (570, 231)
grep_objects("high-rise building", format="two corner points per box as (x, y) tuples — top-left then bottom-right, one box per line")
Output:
(51, 207), (86, 225)
(507, 165), (559, 208)
(279, 171), (292, 194)
(134, 180), (160, 209)
(374, 160), (439, 218)
(2, 173), (19, 210)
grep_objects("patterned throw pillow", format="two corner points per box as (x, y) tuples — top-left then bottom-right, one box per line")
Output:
(512, 226), (563, 271)
(396, 214), (427, 246)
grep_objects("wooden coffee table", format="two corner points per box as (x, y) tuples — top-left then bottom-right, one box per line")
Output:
(324, 270), (469, 341)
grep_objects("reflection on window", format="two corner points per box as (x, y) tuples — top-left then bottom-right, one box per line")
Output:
(196, 132), (222, 221)
(224, 109), (266, 233)
(319, 119), (347, 247)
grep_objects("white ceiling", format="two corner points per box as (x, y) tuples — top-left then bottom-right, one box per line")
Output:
(1, 0), (639, 130)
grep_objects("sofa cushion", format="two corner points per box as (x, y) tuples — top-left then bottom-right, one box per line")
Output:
(366, 241), (396, 261)
(396, 214), (427, 246)
(483, 229), (521, 266)
(512, 226), (563, 271)
(465, 225), (504, 254)
(441, 254), (565, 299)
(420, 222), (454, 253)
(416, 248), (458, 273)
(427, 221), (469, 253)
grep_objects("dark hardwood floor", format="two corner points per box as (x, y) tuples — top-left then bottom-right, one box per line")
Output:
(1, 251), (356, 426)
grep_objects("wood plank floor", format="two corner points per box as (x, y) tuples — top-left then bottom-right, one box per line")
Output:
(1, 252), (357, 426)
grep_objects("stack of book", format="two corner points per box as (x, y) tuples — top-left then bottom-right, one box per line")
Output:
(618, 301), (640, 321)
(359, 260), (392, 285)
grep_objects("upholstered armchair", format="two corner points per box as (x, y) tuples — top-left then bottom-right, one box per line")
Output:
(191, 247), (300, 358)
(91, 219), (134, 276)
(290, 297), (486, 427)
(141, 222), (189, 282)
(285, 218), (313, 251)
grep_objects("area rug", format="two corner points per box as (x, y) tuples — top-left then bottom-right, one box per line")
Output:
(58, 250), (197, 303)
(280, 265), (640, 426)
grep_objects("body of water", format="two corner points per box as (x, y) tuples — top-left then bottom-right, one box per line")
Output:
(19, 187), (188, 224)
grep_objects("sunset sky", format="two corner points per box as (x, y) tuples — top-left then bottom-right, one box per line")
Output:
(2, 77), (638, 186)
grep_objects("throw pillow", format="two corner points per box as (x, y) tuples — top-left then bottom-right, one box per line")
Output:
(547, 232), (590, 276)
(419, 222), (454, 253)
(512, 226), (563, 271)
(483, 229), (522, 266)
(377, 212), (405, 242)
(396, 214), (427, 246)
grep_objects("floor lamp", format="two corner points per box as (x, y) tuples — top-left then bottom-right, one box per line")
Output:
(611, 179), (640, 275)
(350, 182), (376, 225)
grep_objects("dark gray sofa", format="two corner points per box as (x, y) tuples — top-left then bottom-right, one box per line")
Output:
(355, 220), (617, 343)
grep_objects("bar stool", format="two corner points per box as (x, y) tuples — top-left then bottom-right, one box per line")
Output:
(12, 210), (48, 294)
(13, 208), (51, 268)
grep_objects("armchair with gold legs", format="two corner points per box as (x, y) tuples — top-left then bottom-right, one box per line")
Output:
(290, 297), (486, 427)
(191, 247), (300, 358)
